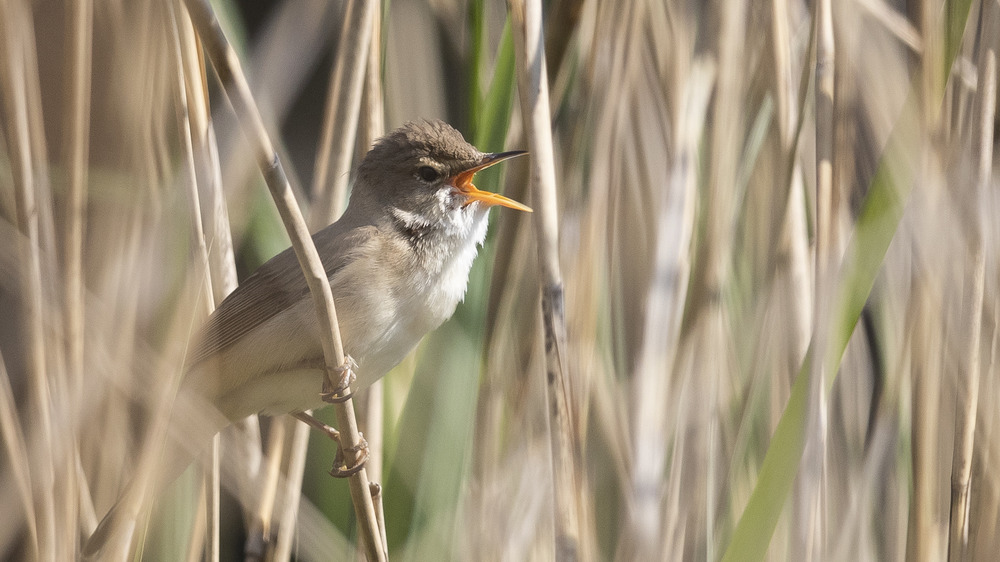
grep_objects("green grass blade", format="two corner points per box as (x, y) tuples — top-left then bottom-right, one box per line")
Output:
(721, 2), (972, 560)
(475, 20), (516, 156)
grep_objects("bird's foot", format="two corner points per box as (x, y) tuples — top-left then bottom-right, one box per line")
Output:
(292, 413), (369, 477)
(321, 355), (358, 403)
(330, 433), (369, 478)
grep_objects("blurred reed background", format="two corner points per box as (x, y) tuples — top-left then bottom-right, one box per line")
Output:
(1, 0), (998, 560)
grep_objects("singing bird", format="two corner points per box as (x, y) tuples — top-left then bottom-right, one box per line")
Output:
(84, 119), (530, 557)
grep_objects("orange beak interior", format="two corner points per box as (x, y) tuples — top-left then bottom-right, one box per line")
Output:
(451, 151), (532, 212)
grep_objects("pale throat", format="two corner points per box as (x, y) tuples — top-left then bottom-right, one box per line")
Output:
(389, 199), (491, 299)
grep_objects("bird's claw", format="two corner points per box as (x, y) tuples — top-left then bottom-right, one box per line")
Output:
(329, 433), (369, 478)
(321, 355), (358, 403)
(292, 413), (368, 477)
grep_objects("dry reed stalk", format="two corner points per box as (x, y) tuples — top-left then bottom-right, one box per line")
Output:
(272, 4), (379, 554)
(906, 5), (958, 561)
(509, 0), (581, 559)
(796, 0), (835, 558)
(84, 18), (217, 544)
(909, 278), (946, 562)
(250, 415), (287, 556)
(180, 1), (384, 560)
(204, 437), (220, 562)
(765, 0), (816, 429)
(771, 0), (813, 433)
(273, 415), (312, 561)
(286, 1), (381, 558)
(371, 483), (387, 557)
(0, 3), (56, 556)
(947, 249), (985, 559)
(725, 0), (971, 558)
(360, 3), (386, 510)
(310, 0), (377, 228)
(967, 306), (999, 560)
(264, 418), (306, 561)
(177, 6), (274, 556)
(921, 1), (949, 124)
(184, 484), (208, 562)
(169, 5), (239, 558)
(858, 0), (922, 53)
(637, 60), (709, 560)
(687, 1), (747, 559)
(772, 0), (794, 148)
(947, 48), (993, 561)
(70, 9), (168, 553)
(0, 338), (37, 555)
(360, 7), (385, 188)
(567, 0), (685, 558)
(61, 0), (92, 403)
(814, 0), (837, 306)
(565, 9), (637, 556)
(169, 2), (214, 322)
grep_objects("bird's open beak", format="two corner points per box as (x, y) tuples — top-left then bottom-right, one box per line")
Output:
(451, 151), (532, 212)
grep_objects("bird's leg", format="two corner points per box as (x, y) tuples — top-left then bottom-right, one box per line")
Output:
(321, 355), (359, 403)
(292, 412), (340, 441)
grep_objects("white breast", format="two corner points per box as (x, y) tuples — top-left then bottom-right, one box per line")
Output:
(334, 204), (491, 387)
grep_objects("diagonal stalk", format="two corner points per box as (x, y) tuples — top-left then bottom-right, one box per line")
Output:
(180, 0), (384, 559)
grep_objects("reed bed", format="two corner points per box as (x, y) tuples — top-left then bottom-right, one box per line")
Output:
(1, 0), (998, 560)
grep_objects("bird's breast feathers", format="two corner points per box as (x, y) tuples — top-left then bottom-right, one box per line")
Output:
(333, 209), (490, 379)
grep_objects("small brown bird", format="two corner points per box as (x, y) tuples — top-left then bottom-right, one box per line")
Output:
(85, 119), (530, 557)
(185, 119), (529, 421)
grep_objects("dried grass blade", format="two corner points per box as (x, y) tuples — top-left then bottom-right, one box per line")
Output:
(509, 0), (582, 558)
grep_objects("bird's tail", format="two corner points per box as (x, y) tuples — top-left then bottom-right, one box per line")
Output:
(82, 390), (228, 558)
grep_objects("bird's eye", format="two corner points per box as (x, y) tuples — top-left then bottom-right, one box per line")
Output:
(416, 166), (441, 183)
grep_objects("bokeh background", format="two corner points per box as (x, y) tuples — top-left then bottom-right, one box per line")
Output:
(1, 0), (999, 560)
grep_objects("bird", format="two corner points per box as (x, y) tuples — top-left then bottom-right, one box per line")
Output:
(184, 119), (530, 421)
(84, 119), (530, 557)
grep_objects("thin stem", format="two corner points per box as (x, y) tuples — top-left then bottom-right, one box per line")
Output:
(61, 0), (92, 402)
(310, 0), (377, 229)
(361, 4), (386, 490)
(0, 3), (55, 556)
(947, 48), (993, 561)
(273, 420), (311, 561)
(509, 0), (581, 559)
(797, 0), (834, 559)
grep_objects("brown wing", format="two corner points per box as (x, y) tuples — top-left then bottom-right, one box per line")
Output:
(186, 251), (304, 366)
(186, 220), (377, 367)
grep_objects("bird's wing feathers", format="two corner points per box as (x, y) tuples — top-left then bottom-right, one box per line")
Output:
(186, 254), (305, 366)
(187, 223), (378, 367)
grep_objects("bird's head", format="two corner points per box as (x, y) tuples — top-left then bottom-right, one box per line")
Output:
(355, 120), (531, 223)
